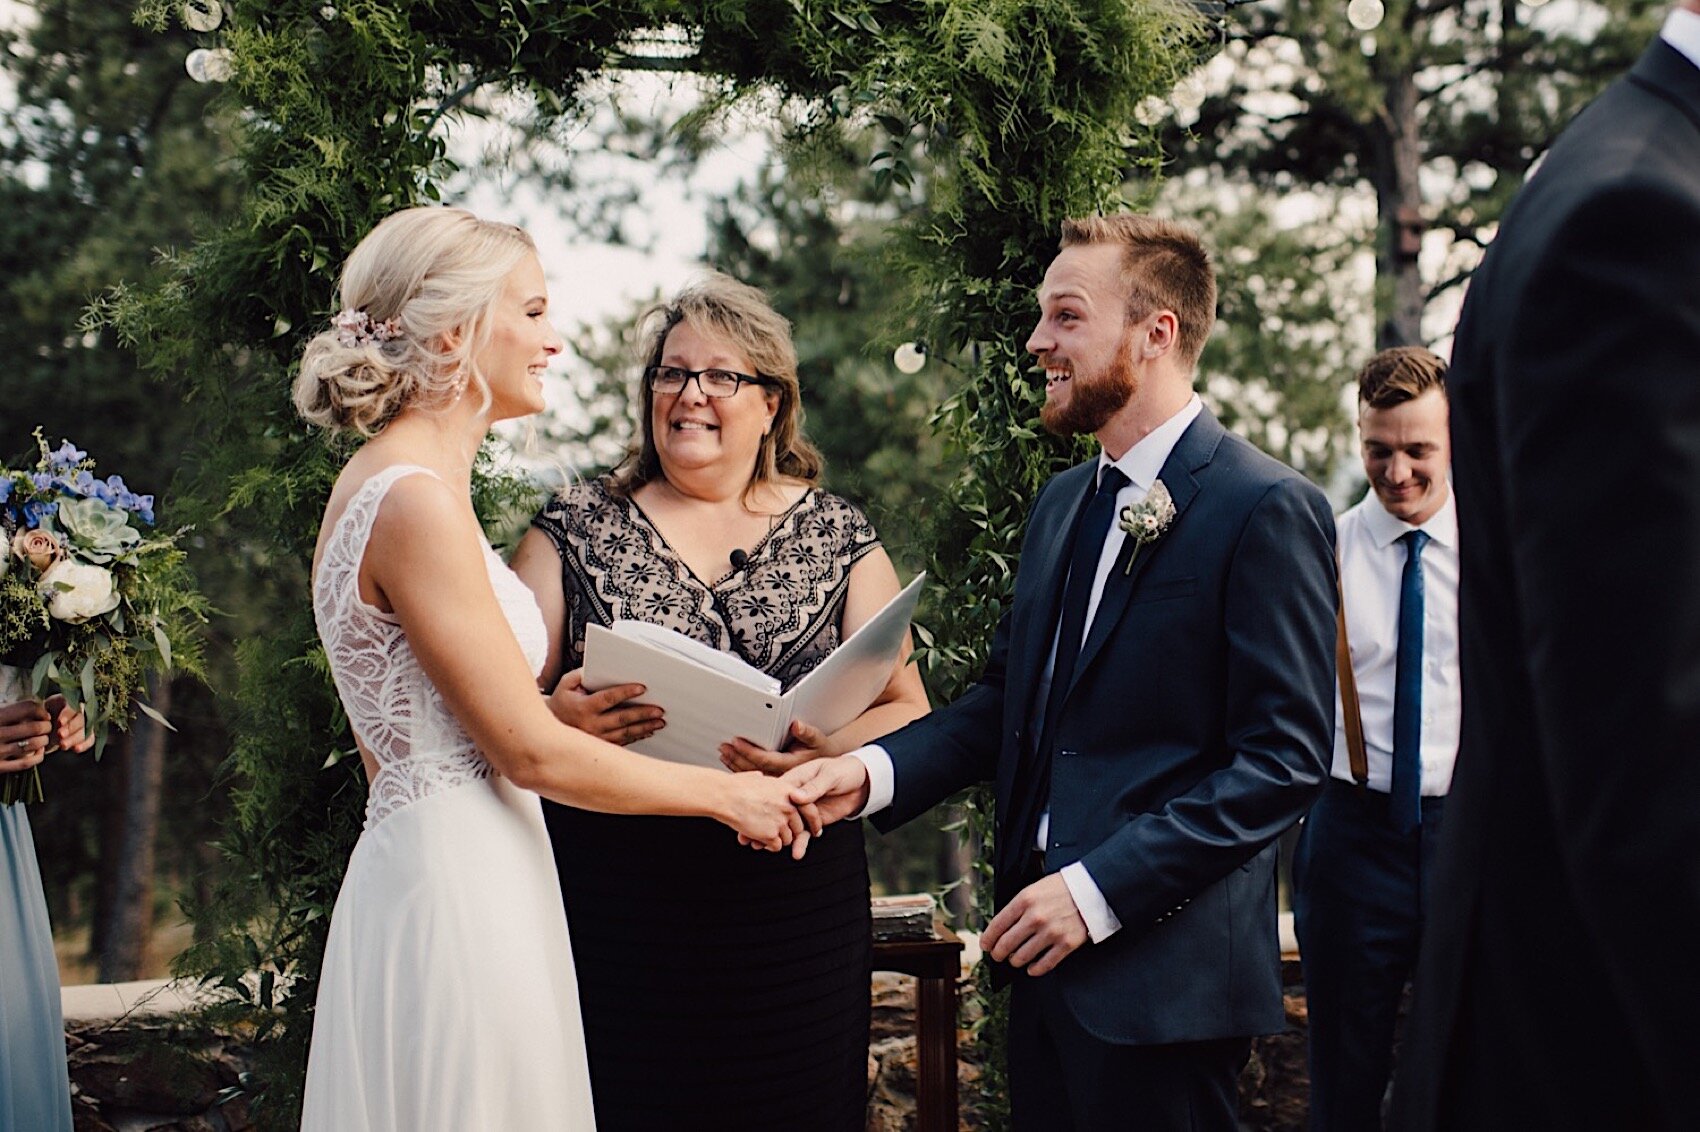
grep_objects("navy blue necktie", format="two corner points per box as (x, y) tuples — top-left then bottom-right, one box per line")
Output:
(1391, 529), (1430, 834)
(1010, 465), (1130, 867)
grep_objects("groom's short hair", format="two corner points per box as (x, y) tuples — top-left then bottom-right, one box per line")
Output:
(1357, 346), (1448, 410)
(1059, 214), (1217, 368)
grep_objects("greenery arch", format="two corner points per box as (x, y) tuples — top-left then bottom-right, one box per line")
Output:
(112, 0), (1207, 1121)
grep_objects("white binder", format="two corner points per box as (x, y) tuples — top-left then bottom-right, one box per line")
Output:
(582, 573), (925, 769)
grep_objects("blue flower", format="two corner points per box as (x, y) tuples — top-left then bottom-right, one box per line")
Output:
(0, 478), (12, 504)
(21, 500), (58, 528)
(47, 441), (87, 471)
(30, 472), (53, 491)
(133, 495), (155, 525)
(70, 470), (95, 495)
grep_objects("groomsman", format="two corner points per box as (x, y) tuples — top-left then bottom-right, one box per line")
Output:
(1292, 347), (1458, 1131)
(790, 214), (1336, 1130)
(1392, 5), (1700, 1129)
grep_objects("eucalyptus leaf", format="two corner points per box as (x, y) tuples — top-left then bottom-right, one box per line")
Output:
(136, 699), (176, 731)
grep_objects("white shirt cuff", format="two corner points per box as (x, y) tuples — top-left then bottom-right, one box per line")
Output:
(848, 744), (895, 819)
(1061, 861), (1122, 943)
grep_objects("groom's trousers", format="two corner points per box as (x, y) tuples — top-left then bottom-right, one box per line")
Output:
(1293, 779), (1447, 1130)
(1007, 971), (1250, 1131)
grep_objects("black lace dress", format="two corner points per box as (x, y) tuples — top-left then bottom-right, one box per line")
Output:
(531, 476), (879, 1131)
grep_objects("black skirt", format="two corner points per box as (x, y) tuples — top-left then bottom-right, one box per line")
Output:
(544, 803), (872, 1131)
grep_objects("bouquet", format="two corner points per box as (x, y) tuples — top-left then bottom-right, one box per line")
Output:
(0, 432), (204, 803)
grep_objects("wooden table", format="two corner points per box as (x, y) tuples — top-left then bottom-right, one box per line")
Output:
(872, 925), (965, 1132)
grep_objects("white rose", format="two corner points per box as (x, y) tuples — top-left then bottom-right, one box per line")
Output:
(39, 560), (120, 623)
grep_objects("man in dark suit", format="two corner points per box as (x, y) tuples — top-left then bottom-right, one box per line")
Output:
(1390, 7), (1700, 1130)
(789, 214), (1336, 1130)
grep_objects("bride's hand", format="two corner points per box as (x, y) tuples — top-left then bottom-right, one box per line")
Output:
(544, 668), (664, 746)
(718, 719), (835, 776)
(719, 771), (823, 860)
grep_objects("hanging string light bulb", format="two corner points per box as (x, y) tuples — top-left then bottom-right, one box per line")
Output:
(1172, 74), (1206, 112)
(182, 0), (223, 32)
(892, 342), (928, 374)
(1346, 0), (1386, 30)
(185, 47), (233, 83)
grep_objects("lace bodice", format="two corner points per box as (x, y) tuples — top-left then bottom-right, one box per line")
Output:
(313, 464), (548, 830)
(532, 477), (880, 690)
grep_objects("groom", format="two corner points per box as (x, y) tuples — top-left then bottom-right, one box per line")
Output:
(792, 214), (1336, 1129)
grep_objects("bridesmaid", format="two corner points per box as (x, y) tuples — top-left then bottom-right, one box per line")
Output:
(0, 692), (91, 1132)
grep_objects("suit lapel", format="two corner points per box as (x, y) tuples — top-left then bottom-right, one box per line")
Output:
(1070, 410), (1223, 690)
(1010, 462), (1095, 703)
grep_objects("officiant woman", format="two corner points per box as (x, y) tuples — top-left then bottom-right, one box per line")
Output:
(513, 272), (929, 1130)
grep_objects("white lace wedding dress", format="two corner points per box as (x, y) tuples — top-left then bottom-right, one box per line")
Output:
(300, 465), (594, 1130)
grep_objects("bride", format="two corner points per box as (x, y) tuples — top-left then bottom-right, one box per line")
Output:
(293, 206), (817, 1130)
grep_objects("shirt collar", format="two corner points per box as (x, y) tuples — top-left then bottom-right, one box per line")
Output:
(1664, 7), (1700, 72)
(1360, 483), (1458, 551)
(1097, 394), (1203, 493)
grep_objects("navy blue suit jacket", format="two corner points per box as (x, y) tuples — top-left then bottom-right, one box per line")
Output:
(874, 408), (1335, 1045)
(1393, 38), (1700, 1132)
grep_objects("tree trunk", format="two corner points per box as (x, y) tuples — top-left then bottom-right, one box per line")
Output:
(95, 675), (169, 983)
(1375, 63), (1426, 348)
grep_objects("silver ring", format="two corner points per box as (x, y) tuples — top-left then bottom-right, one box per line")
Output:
(15, 739), (27, 752)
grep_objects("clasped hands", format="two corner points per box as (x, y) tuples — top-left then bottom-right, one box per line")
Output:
(542, 672), (868, 860)
(0, 695), (95, 774)
(725, 724), (871, 859)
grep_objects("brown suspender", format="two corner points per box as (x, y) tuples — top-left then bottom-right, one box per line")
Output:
(1335, 560), (1369, 785)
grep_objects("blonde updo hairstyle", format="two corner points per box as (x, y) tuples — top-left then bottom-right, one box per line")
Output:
(294, 206), (537, 436)
(610, 272), (823, 501)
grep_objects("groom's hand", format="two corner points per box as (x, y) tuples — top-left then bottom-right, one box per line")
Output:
(781, 754), (870, 827)
(983, 874), (1089, 977)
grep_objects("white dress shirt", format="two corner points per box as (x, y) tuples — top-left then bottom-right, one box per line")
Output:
(1663, 6), (1700, 72)
(1330, 488), (1461, 794)
(852, 395), (1205, 944)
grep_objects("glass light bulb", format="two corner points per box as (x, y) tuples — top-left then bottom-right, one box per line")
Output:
(1133, 96), (1169, 127)
(1346, 0), (1385, 31)
(182, 0), (223, 32)
(201, 47), (234, 82)
(1171, 77), (1205, 112)
(185, 48), (211, 82)
(892, 342), (927, 374)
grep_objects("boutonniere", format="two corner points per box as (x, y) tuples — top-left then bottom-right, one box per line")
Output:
(1117, 480), (1176, 574)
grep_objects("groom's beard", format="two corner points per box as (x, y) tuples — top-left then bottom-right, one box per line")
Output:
(1040, 346), (1138, 437)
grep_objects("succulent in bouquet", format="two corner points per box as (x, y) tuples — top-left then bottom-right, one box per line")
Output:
(0, 432), (205, 803)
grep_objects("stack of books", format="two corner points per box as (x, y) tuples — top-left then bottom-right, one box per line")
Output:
(870, 893), (937, 942)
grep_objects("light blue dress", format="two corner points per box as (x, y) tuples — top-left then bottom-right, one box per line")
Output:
(0, 801), (73, 1132)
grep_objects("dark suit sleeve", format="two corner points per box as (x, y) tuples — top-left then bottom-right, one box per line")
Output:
(1080, 476), (1336, 928)
(872, 606), (1010, 829)
(1497, 180), (1700, 1098)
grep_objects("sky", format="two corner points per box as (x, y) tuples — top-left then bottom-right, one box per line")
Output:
(434, 75), (776, 448)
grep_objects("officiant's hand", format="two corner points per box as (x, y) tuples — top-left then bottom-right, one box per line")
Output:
(545, 668), (665, 746)
(718, 720), (834, 775)
(983, 874), (1089, 977)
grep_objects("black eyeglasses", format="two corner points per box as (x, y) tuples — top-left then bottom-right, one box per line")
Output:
(645, 365), (777, 399)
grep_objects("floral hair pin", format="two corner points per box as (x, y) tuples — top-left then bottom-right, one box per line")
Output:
(331, 308), (403, 349)
(1117, 480), (1176, 574)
